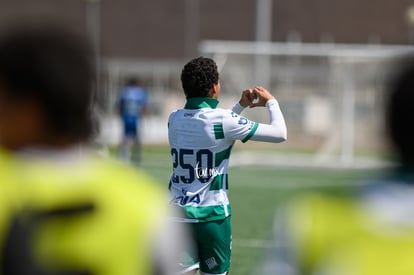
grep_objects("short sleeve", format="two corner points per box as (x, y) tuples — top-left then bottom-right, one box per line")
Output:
(222, 110), (259, 143)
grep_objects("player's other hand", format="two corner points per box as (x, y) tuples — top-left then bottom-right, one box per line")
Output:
(250, 86), (275, 108)
(239, 89), (255, 108)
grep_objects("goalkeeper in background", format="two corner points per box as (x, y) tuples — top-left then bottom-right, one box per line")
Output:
(264, 62), (414, 275)
(168, 57), (287, 274)
(0, 21), (179, 275)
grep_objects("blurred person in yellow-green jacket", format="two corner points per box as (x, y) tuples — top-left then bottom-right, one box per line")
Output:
(0, 149), (20, 266)
(263, 62), (414, 275)
(0, 21), (181, 275)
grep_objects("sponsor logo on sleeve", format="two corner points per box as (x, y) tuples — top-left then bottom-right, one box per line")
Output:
(238, 117), (249, 125)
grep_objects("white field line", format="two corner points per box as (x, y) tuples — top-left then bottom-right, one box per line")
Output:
(142, 152), (394, 188)
(230, 152), (395, 170)
(233, 239), (278, 249)
(230, 177), (367, 189)
(143, 152), (395, 170)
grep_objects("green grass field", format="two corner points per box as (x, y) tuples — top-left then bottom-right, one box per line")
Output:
(138, 145), (384, 275)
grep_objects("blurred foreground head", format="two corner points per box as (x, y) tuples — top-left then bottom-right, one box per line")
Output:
(0, 22), (95, 150)
(387, 62), (414, 167)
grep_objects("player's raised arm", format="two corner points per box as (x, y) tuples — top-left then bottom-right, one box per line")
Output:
(250, 86), (287, 142)
(231, 89), (255, 115)
(226, 87), (287, 143)
(225, 86), (287, 143)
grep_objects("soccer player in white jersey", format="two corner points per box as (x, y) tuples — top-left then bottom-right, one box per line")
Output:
(168, 57), (287, 274)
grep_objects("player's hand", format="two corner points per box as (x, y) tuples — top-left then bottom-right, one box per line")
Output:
(249, 86), (275, 108)
(239, 89), (255, 108)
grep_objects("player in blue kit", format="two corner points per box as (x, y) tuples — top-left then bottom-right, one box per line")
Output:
(118, 77), (148, 165)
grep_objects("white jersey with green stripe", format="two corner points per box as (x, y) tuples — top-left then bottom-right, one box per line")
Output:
(168, 97), (286, 222)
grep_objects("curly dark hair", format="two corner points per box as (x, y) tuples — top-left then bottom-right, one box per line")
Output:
(181, 57), (219, 98)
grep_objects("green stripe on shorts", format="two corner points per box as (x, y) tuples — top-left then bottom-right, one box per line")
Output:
(191, 216), (232, 274)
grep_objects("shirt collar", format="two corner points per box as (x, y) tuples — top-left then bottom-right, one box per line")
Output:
(184, 97), (219, 109)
